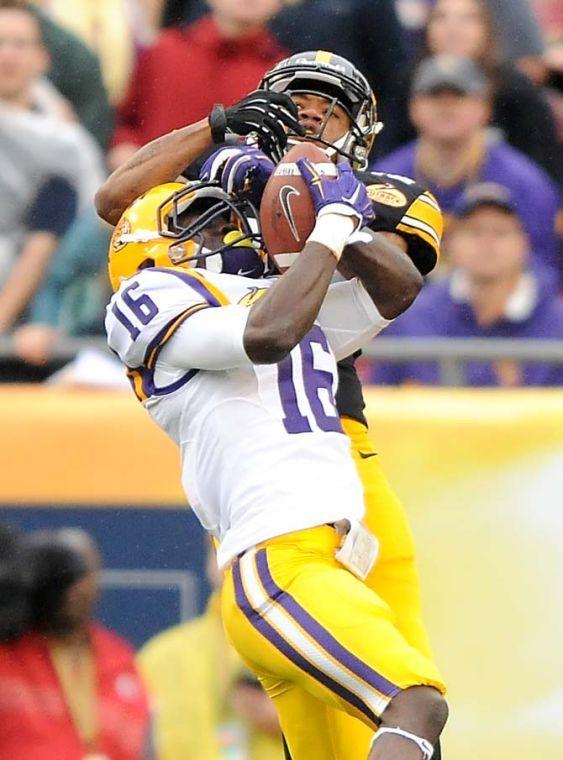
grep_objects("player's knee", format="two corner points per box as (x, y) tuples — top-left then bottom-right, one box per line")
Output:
(421, 688), (448, 736)
(381, 685), (448, 737)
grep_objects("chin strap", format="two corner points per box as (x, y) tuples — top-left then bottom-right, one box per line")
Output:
(372, 727), (434, 759)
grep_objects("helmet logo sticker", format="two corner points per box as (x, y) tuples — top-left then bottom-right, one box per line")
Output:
(111, 218), (131, 251)
(279, 185), (302, 241)
(367, 184), (408, 207)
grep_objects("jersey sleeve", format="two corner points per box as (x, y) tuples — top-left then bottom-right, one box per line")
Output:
(105, 267), (229, 370)
(317, 278), (391, 362)
(157, 305), (252, 371)
(356, 169), (443, 275)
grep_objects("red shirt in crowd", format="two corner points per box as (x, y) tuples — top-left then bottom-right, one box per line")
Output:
(113, 15), (288, 148)
(0, 625), (150, 760)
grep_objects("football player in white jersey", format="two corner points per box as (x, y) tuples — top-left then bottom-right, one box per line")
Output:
(105, 162), (447, 759)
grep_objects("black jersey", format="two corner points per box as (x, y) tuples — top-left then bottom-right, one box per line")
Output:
(336, 171), (443, 424)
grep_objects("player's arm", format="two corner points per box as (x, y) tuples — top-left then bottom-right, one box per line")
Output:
(338, 229), (423, 319)
(161, 164), (371, 369)
(244, 160), (373, 364)
(95, 92), (303, 226)
(158, 240), (343, 369)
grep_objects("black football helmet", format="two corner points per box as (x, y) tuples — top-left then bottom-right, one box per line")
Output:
(260, 50), (382, 170)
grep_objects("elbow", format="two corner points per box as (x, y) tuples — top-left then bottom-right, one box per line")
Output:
(379, 269), (423, 320)
(243, 324), (295, 364)
(94, 183), (121, 226)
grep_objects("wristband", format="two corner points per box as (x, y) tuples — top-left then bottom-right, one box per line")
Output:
(209, 104), (227, 143)
(307, 213), (356, 261)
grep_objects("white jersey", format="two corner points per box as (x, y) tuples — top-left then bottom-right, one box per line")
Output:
(106, 267), (390, 567)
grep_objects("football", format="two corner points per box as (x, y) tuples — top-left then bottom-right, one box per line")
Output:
(260, 142), (336, 271)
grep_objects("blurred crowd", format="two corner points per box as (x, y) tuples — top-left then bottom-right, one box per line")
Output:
(0, 522), (283, 759)
(0, 0), (560, 387)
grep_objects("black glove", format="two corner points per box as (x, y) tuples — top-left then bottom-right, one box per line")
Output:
(209, 90), (305, 163)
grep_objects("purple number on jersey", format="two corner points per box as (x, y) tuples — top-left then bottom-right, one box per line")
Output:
(277, 325), (342, 434)
(112, 281), (159, 340)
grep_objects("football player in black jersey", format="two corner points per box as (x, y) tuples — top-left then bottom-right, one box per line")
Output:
(259, 50), (444, 760)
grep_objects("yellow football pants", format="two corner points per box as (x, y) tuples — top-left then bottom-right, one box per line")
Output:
(221, 525), (445, 760)
(323, 417), (437, 758)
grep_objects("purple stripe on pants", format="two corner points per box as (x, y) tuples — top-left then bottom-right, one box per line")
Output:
(232, 557), (379, 727)
(255, 549), (401, 700)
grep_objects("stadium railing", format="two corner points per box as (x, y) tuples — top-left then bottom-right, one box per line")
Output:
(0, 336), (562, 386)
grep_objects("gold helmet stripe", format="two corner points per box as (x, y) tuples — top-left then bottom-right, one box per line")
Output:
(315, 50), (333, 64)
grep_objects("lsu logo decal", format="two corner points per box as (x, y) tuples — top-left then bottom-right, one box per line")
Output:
(111, 218), (131, 251)
(239, 287), (268, 307)
(367, 184), (408, 208)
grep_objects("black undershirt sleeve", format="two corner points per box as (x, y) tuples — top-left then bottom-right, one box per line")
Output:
(336, 352), (367, 427)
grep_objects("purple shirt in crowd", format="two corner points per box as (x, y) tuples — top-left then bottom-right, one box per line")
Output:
(371, 274), (563, 387)
(373, 138), (561, 289)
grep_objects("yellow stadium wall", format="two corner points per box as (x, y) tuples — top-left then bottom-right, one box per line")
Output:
(1, 385), (562, 759)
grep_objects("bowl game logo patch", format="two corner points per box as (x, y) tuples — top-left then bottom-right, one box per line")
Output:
(367, 184), (408, 208)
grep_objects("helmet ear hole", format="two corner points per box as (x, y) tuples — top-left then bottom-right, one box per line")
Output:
(138, 258), (155, 271)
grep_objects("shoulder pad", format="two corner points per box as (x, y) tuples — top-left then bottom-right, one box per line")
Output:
(355, 169), (443, 275)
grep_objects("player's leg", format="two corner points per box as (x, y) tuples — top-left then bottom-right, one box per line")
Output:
(369, 685), (448, 759)
(338, 418), (442, 756)
(221, 526), (447, 759)
(342, 417), (433, 658)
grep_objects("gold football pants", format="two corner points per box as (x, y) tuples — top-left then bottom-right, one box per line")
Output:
(322, 417), (438, 758)
(221, 502), (444, 760)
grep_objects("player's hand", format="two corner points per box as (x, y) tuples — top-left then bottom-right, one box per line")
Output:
(200, 146), (275, 206)
(208, 90), (305, 163)
(297, 158), (375, 228)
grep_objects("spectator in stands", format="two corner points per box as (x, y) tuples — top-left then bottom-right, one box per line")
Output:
(269, 0), (408, 157)
(152, 0), (206, 28)
(0, 3), (105, 337)
(486, 0), (547, 83)
(31, 0), (152, 107)
(534, 0), (563, 140)
(374, 55), (561, 289)
(4, 0), (113, 148)
(395, 0), (548, 80)
(372, 183), (563, 387)
(138, 543), (282, 759)
(414, 0), (561, 182)
(12, 212), (111, 366)
(110, 0), (287, 170)
(0, 529), (153, 760)
(0, 523), (31, 643)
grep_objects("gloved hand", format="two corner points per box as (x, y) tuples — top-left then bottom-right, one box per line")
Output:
(297, 158), (375, 229)
(208, 90), (305, 163)
(200, 146), (275, 207)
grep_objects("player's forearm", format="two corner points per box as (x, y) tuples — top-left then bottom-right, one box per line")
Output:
(95, 118), (213, 226)
(0, 232), (58, 333)
(341, 231), (423, 319)
(244, 242), (338, 364)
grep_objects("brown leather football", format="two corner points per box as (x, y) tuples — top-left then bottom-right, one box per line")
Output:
(260, 142), (336, 272)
